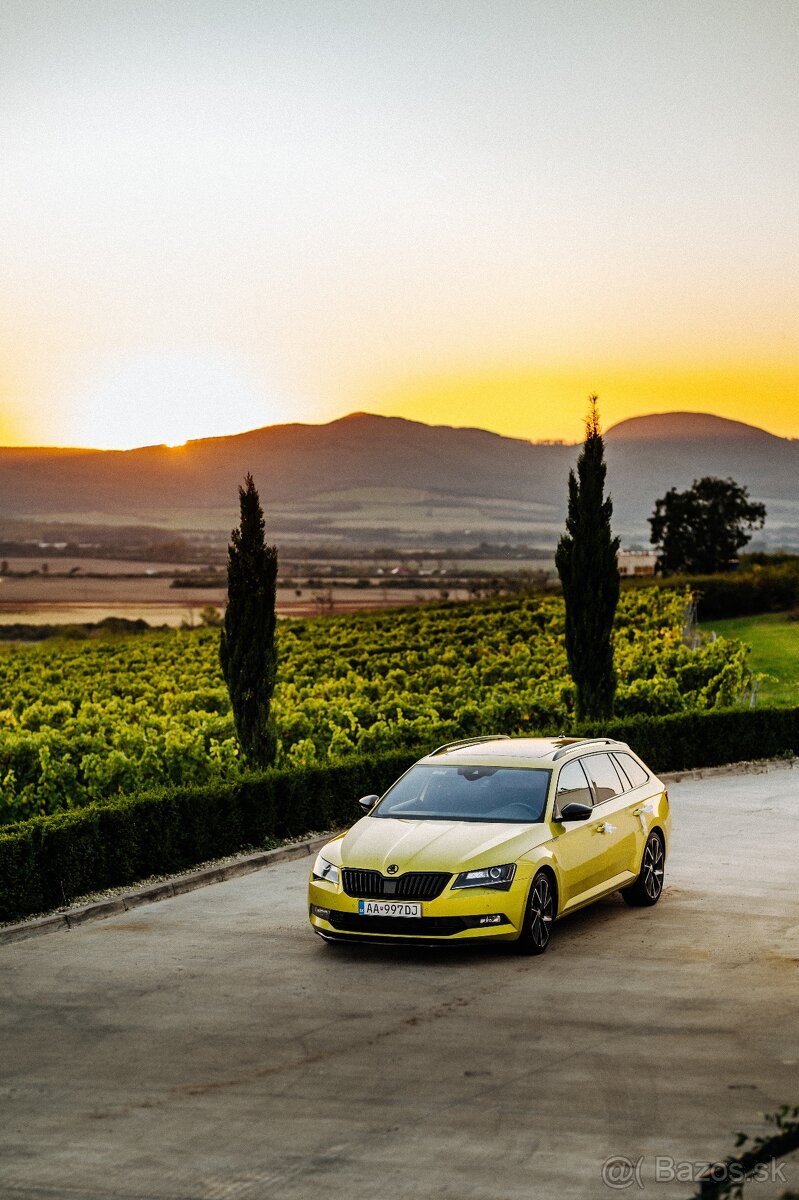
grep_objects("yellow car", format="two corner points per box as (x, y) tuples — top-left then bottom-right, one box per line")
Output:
(309, 735), (670, 952)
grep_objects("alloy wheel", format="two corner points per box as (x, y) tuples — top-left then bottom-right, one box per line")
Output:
(642, 834), (664, 901)
(528, 873), (554, 949)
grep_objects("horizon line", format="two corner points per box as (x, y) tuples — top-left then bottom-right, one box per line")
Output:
(0, 407), (793, 454)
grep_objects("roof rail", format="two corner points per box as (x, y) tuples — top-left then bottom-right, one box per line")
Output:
(429, 734), (511, 757)
(551, 737), (618, 761)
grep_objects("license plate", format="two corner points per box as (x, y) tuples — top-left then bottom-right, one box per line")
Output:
(358, 900), (422, 918)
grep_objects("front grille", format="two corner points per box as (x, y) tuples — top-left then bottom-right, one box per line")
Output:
(341, 869), (451, 901)
(341, 869), (383, 898)
(328, 911), (466, 937)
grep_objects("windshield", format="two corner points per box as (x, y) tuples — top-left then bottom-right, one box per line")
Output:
(373, 765), (551, 823)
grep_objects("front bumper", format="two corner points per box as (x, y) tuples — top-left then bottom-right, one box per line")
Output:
(308, 874), (531, 944)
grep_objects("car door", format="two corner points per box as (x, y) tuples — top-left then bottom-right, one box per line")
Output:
(551, 757), (624, 911)
(580, 752), (640, 886)
(611, 750), (662, 865)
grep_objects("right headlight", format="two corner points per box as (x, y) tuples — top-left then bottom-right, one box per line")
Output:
(312, 855), (340, 885)
(452, 863), (516, 890)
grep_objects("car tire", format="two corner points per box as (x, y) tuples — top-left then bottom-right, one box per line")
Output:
(621, 830), (665, 907)
(516, 870), (555, 955)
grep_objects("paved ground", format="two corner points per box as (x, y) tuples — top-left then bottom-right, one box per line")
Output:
(2, 765), (798, 1200)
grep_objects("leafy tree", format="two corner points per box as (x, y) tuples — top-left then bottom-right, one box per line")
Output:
(219, 474), (278, 767)
(649, 476), (766, 575)
(555, 396), (620, 722)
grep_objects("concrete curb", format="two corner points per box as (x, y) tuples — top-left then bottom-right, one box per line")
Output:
(0, 834), (334, 946)
(2, 756), (796, 946)
(661, 756), (796, 784)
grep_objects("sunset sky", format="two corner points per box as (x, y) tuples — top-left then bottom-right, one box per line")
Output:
(1, 0), (797, 449)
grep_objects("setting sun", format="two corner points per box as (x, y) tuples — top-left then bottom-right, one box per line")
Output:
(63, 351), (282, 450)
(0, 2), (796, 447)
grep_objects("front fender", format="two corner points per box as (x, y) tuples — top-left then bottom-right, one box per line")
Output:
(518, 844), (564, 917)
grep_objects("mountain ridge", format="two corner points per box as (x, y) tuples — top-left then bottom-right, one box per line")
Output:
(3, 408), (789, 455)
(0, 410), (795, 548)
(605, 411), (786, 443)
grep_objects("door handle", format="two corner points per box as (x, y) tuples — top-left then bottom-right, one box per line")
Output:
(594, 822), (616, 834)
(633, 804), (654, 831)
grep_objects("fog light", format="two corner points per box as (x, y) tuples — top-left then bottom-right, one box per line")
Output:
(310, 905), (331, 920)
(478, 914), (503, 926)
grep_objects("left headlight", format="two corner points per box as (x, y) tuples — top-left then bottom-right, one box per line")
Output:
(452, 863), (516, 890)
(312, 854), (340, 885)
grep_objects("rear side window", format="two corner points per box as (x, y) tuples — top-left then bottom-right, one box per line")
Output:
(583, 753), (625, 803)
(612, 752), (649, 788)
(555, 760), (593, 811)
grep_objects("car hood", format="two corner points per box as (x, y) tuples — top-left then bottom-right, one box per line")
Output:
(336, 816), (553, 874)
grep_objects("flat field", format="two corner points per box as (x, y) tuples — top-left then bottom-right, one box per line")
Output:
(704, 613), (799, 706)
(0, 568), (470, 625)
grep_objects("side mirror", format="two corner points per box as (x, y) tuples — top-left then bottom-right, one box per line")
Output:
(358, 794), (380, 814)
(556, 802), (592, 822)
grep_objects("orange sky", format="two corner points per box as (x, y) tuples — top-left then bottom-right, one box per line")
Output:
(1, 3), (797, 449)
(356, 362), (799, 443)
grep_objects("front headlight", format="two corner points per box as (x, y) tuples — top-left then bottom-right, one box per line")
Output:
(312, 855), (340, 885)
(452, 863), (516, 890)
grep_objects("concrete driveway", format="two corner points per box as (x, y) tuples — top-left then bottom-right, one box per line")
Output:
(2, 765), (798, 1200)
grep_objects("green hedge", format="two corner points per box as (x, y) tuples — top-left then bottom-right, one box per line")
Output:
(2, 708), (798, 922)
(579, 707), (799, 772)
(0, 752), (417, 922)
(624, 564), (799, 619)
(691, 566), (799, 620)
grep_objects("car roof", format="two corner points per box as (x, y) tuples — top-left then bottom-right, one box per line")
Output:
(417, 736), (632, 769)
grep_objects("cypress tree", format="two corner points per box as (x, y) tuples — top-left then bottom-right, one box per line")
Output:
(220, 474), (278, 767)
(555, 396), (620, 723)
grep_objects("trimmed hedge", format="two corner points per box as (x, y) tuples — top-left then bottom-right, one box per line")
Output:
(690, 566), (799, 620)
(0, 752), (417, 921)
(579, 707), (799, 773)
(623, 564), (799, 620)
(2, 708), (798, 922)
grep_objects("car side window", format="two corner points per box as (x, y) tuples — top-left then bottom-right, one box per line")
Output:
(583, 753), (625, 804)
(555, 759), (593, 813)
(612, 752), (649, 788)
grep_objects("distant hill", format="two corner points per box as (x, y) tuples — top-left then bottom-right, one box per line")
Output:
(0, 414), (567, 509)
(603, 411), (797, 549)
(0, 415), (574, 543)
(606, 411), (782, 444)
(0, 411), (795, 549)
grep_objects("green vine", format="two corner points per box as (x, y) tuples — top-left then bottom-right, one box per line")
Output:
(692, 1105), (799, 1199)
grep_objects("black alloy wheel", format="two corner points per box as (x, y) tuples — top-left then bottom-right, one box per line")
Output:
(517, 870), (555, 954)
(621, 830), (665, 907)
